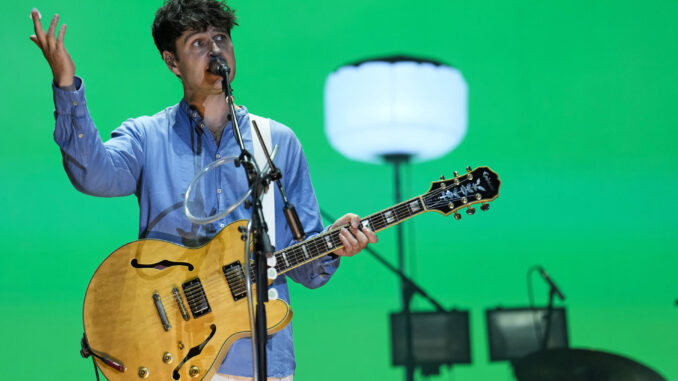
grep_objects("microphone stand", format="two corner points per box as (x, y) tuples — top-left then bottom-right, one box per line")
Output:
(538, 268), (564, 351)
(217, 61), (305, 381)
(541, 286), (557, 351)
(218, 65), (270, 381)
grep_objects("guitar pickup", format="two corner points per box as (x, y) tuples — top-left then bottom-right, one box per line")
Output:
(223, 262), (247, 301)
(182, 278), (211, 318)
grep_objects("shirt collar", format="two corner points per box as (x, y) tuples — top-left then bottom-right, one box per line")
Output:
(178, 99), (249, 126)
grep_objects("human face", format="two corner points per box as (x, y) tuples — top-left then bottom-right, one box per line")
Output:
(166, 26), (236, 98)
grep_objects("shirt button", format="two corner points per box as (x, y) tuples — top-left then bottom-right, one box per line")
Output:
(78, 133), (84, 138)
(217, 188), (222, 194)
(200, 123), (205, 129)
(216, 154), (221, 159)
(73, 101), (78, 106)
(219, 223), (225, 228)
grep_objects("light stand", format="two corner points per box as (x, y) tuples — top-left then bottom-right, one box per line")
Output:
(383, 154), (416, 381)
(319, 209), (452, 379)
(324, 56), (468, 381)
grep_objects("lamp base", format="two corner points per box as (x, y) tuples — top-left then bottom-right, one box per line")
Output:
(382, 153), (412, 164)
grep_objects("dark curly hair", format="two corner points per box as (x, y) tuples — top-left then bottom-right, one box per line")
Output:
(152, 0), (238, 57)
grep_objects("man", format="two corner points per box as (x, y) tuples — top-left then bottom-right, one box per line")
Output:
(29, 0), (377, 379)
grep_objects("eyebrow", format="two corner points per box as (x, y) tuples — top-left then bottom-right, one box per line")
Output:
(182, 30), (203, 45)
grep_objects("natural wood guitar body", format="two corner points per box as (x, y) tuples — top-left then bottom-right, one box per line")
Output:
(83, 220), (291, 381)
(82, 166), (501, 380)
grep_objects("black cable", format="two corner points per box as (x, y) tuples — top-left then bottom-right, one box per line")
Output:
(91, 357), (100, 381)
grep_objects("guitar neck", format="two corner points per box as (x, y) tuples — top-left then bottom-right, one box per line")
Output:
(275, 195), (425, 275)
(273, 166), (501, 275)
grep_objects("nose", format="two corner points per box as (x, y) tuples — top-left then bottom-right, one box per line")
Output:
(209, 39), (222, 55)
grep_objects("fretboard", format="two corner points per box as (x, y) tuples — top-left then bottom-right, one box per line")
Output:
(275, 196), (426, 275)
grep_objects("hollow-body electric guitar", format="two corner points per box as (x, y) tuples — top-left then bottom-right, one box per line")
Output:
(82, 166), (500, 380)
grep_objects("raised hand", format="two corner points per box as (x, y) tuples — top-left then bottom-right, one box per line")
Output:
(29, 9), (75, 88)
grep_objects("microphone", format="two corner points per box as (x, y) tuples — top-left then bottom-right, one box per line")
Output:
(208, 56), (230, 78)
(538, 266), (566, 301)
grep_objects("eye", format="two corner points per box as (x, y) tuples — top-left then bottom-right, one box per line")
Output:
(214, 34), (228, 42)
(191, 38), (205, 47)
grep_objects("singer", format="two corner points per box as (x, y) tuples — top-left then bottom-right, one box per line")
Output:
(29, 0), (377, 380)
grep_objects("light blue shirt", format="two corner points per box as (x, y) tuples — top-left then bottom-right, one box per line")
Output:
(53, 77), (340, 377)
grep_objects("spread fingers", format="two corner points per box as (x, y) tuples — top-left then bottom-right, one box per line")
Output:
(30, 9), (47, 48)
(46, 14), (59, 51)
(57, 24), (67, 48)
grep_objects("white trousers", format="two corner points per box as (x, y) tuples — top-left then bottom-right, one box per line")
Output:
(212, 374), (293, 381)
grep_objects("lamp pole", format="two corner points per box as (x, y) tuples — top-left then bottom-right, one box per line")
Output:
(384, 153), (415, 381)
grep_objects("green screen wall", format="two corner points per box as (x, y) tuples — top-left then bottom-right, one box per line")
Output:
(1, 0), (676, 379)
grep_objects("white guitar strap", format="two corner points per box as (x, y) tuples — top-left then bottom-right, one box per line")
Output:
(249, 114), (276, 247)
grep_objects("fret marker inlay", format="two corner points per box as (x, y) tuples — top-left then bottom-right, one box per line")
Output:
(409, 201), (421, 212)
(281, 252), (290, 267)
(301, 245), (309, 259)
(384, 210), (395, 224)
(324, 235), (334, 249)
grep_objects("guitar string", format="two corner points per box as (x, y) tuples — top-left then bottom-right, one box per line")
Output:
(160, 177), (494, 303)
(134, 176), (498, 326)
(164, 185), (481, 302)
(165, 211), (414, 305)
(165, 206), (465, 304)
(163, 229), (345, 303)
(163, 208), (500, 326)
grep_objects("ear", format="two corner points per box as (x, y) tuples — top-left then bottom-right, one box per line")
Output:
(162, 51), (180, 76)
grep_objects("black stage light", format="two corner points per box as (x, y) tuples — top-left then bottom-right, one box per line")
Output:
(390, 310), (471, 375)
(486, 307), (569, 362)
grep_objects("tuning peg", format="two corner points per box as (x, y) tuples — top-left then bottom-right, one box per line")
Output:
(466, 166), (472, 172)
(440, 174), (445, 180)
(453, 171), (459, 177)
(466, 207), (476, 215)
(453, 212), (462, 220)
(267, 267), (278, 280)
(481, 203), (490, 211)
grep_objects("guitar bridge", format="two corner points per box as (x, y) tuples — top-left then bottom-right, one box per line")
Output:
(173, 287), (190, 321)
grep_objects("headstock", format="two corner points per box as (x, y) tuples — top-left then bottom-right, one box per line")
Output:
(423, 166), (501, 219)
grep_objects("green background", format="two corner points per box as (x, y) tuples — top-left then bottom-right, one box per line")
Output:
(2, 0), (676, 379)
